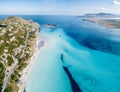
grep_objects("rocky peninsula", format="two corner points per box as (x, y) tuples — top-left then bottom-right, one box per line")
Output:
(0, 16), (44, 92)
(83, 18), (120, 29)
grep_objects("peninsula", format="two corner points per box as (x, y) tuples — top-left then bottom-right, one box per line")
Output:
(0, 16), (43, 92)
(83, 18), (120, 29)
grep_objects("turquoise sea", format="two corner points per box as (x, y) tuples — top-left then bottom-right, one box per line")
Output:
(1, 15), (120, 92)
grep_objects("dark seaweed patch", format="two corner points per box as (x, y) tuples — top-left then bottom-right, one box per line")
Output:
(63, 67), (82, 92)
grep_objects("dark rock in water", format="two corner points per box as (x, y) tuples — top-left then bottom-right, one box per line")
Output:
(44, 24), (56, 28)
(60, 54), (64, 62)
(24, 88), (26, 92)
(60, 54), (82, 92)
(63, 67), (82, 92)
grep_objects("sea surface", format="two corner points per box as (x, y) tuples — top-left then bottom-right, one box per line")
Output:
(0, 15), (120, 92)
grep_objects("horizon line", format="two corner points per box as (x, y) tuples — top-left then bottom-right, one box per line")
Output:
(0, 12), (120, 16)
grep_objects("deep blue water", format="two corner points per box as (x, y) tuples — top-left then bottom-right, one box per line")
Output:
(0, 15), (120, 92)
(1, 15), (120, 55)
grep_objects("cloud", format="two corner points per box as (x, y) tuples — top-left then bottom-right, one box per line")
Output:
(95, 7), (106, 11)
(98, 7), (105, 11)
(112, 0), (120, 6)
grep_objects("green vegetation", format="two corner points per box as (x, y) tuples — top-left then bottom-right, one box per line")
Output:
(18, 62), (27, 71)
(6, 56), (14, 66)
(5, 82), (19, 92)
(0, 16), (38, 92)
(0, 62), (5, 91)
(29, 31), (36, 38)
(5, 86), (12, 92)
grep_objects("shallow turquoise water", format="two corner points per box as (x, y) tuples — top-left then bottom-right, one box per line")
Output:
(0, 15), (120, 92)
(26, 27), (120, 92)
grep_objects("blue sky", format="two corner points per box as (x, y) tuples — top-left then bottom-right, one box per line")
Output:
(0, 0), (120, 15)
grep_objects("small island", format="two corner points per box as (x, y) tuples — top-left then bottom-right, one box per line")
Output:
(44, 24), (56, 28)
(83, 18), (120, 29)
(0, 16), (44, 92)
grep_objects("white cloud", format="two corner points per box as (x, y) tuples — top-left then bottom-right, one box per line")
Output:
(112, 0), (120, 6)
(94, 7), (106, 12)
(99, 7), (106, 11)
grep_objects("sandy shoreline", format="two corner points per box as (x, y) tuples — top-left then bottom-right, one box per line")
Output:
(18, 34), (46, 92)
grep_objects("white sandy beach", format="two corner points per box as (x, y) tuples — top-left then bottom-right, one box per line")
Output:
(18, 34), (46, 92)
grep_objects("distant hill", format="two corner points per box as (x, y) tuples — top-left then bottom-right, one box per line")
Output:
(78, 13), (120, 18)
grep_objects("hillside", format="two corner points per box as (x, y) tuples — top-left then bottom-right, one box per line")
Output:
(0, 16), (39, 92)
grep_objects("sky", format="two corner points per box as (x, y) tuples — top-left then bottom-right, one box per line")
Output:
(0, 0), (120, 15)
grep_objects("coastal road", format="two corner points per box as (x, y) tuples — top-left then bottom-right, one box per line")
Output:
(2, 28), (32, 92)
(20, 30), (31, 59)
(2, 57), (18, 92)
